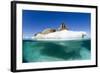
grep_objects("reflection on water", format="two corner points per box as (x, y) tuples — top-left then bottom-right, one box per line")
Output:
(23, 39), (91, 63)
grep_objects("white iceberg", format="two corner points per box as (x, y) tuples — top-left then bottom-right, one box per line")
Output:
(32, 30), (87, 40)
(32, 23), (87, 41)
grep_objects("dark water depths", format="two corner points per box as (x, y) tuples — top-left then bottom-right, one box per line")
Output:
(22, 39), (91, 63)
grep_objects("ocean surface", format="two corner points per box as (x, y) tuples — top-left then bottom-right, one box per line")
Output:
(23, 39), (91, 63)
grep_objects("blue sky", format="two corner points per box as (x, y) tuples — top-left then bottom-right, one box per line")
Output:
(22, 10), (91, 39)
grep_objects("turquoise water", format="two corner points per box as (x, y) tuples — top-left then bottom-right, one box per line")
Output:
(23, 39), (91, 63)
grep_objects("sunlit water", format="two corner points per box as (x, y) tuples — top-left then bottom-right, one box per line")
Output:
(23, 39), (91, 63)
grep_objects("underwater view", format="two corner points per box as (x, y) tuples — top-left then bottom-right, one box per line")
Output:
(22, 39), (91, 63)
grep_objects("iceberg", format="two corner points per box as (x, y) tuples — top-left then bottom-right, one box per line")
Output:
(32, 23), (87, 41)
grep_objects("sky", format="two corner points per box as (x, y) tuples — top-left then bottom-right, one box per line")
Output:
(22, 10), (91, 39)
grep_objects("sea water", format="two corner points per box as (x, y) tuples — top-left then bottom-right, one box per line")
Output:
(23, 39), (91, 63)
